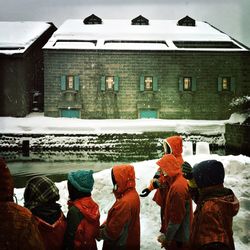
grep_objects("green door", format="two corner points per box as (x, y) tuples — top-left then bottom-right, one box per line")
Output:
(140, 109), (157, 118)
(61, 109), (80, 118)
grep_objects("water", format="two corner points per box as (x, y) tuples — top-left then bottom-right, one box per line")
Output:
(8, 160), (125, 188)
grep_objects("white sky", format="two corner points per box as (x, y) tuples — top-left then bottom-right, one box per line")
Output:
(0, 0), (250, 48)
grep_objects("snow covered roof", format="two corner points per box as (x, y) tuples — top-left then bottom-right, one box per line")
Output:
(0, 22), (52, 55)
(43, 17), (248, 52)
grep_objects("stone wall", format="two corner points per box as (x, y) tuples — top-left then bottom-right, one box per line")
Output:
(0, 132), (224, 162)
(44, 50), (250, 119)
(225, 123), (250, 156)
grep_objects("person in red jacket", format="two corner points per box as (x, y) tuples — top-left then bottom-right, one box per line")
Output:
(64, 169), (100, 250)
(140, 135), (186, 233)
(24, 176), (67, 250)
(98, 164), (140, 250)
(182, 160), (239, 250)
(156, 154), (193, 250)
(0, 158), (45, 250)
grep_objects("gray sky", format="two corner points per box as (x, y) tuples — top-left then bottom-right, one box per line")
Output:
(1, 0), (250, 48)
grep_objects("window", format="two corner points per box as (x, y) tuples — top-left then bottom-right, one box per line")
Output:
(131, 15), (149, 25)
(218, 77), (235, 92)
(67, 76), (74, 90)
(140, 76), (158, 92)
(183, 77), (192, 91)
(60, 75), (80, 91)
(101, 76), (119, 92)
(222, 77), (230, 91)
(179, 77), (196, 92)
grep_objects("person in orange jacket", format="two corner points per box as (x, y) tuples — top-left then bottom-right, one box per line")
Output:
(182, 160), (239, 250)
(24, 176), (67, 250)
(98, 164), (140, 250)
(140, 135), (185, 232)
(64, 169), (100, 250)
(0, 158), (45, 250)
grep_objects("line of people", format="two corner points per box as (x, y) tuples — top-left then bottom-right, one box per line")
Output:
(0, 135), (239, 250)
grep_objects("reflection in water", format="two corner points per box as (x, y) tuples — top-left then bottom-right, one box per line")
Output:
(8, 161), (126, 188)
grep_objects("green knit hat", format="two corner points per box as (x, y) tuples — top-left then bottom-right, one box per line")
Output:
(68, 170), (94, 193)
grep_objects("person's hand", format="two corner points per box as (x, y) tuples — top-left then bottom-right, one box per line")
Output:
(140, 188), (151, 197)
(157, 234), (170, 249)
(182, 161), (193, 180)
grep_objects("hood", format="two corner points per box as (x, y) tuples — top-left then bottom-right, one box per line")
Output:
(112, 164), (136, 196)
(201, 186), (240, 217)
(156, 154), (181, 177)
(165, 136), (183, 158)
(0, 158), (14, 202)
(71, 197), (100, 223)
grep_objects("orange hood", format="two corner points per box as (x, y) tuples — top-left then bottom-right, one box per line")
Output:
(165, 136), (183, 158)
(112, 164), (136, 196)
(0, 158), (14, 202)
(156, 154), (181, 177)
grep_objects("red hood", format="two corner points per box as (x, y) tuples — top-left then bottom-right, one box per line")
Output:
(69, 197), (100, 222)
(112, 164), (136, 196)
(0, 158), (14, 202)
(156, 154), (181, 177)
(165, 136), (183, 158)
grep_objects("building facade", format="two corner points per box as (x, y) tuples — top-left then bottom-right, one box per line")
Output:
(0, 22), (56, 117)
(43, 15), (250, 119)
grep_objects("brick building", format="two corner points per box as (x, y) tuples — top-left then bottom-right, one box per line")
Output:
(0, 22), (56, 117)
(43, 15), (250, 119)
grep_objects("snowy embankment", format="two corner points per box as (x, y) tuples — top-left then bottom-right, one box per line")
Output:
(15, 153), (250, 250)
(0, 112), (231, 135)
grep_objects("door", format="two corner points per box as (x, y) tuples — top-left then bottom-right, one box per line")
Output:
(139, 109), (158, 118)
(61, 109), (80, 118)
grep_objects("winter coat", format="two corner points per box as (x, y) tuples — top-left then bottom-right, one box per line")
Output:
(65, 196), (100, 250)
(34, 208), (67, 250)
(102, 164), (140, 250)
(190, 185), (239, 250)
(156, 153), (192, 248)
(0, 158), (45, 250)
(152, 136), (184, 205)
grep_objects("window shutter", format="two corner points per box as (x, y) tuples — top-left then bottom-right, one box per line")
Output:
(101, 76), (106, 91)
(192, 77), (197, 91)
(153, 77), (158, 92)
(60, 75), (66, 91)
(140, 76), (145, 91)
(74, 75), (80, 91)
(114, 76), (119, 92)
(178, 77), (183, 91)
(217, 77), (222, 92)
(230, 77), (235, 92)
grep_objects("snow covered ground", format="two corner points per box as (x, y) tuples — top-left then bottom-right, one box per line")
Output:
(1, 112), (249, 249)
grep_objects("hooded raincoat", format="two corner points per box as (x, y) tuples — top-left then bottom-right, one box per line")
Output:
(65, 197), (100, 250)
(101, 164), (140, 250)
(0, 158), (45, 250)
(190, 185), (239, 250)
(150, 136), (185, 233)
(156, 152), (192, 250)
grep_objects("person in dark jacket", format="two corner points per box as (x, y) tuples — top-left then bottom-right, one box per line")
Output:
(64, 169), (100, 250)
(182, 160), (239, 250)
(24, 176), (67, 250)
(0, 158), (45, 250)
(98, 164), (140, 250)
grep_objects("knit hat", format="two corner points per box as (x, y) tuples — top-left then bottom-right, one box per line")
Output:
(68, 170), (94, 193)
(0, 158), (14, 201)
(24, 176), (60, 210)
(192, 160), (225, 188)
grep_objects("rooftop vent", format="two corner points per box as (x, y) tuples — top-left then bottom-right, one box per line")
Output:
(83, 14), (102, 25)
(173, 41), (241, 49)
(177, 16), (196, 26)
(131, 15), (149, 25)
